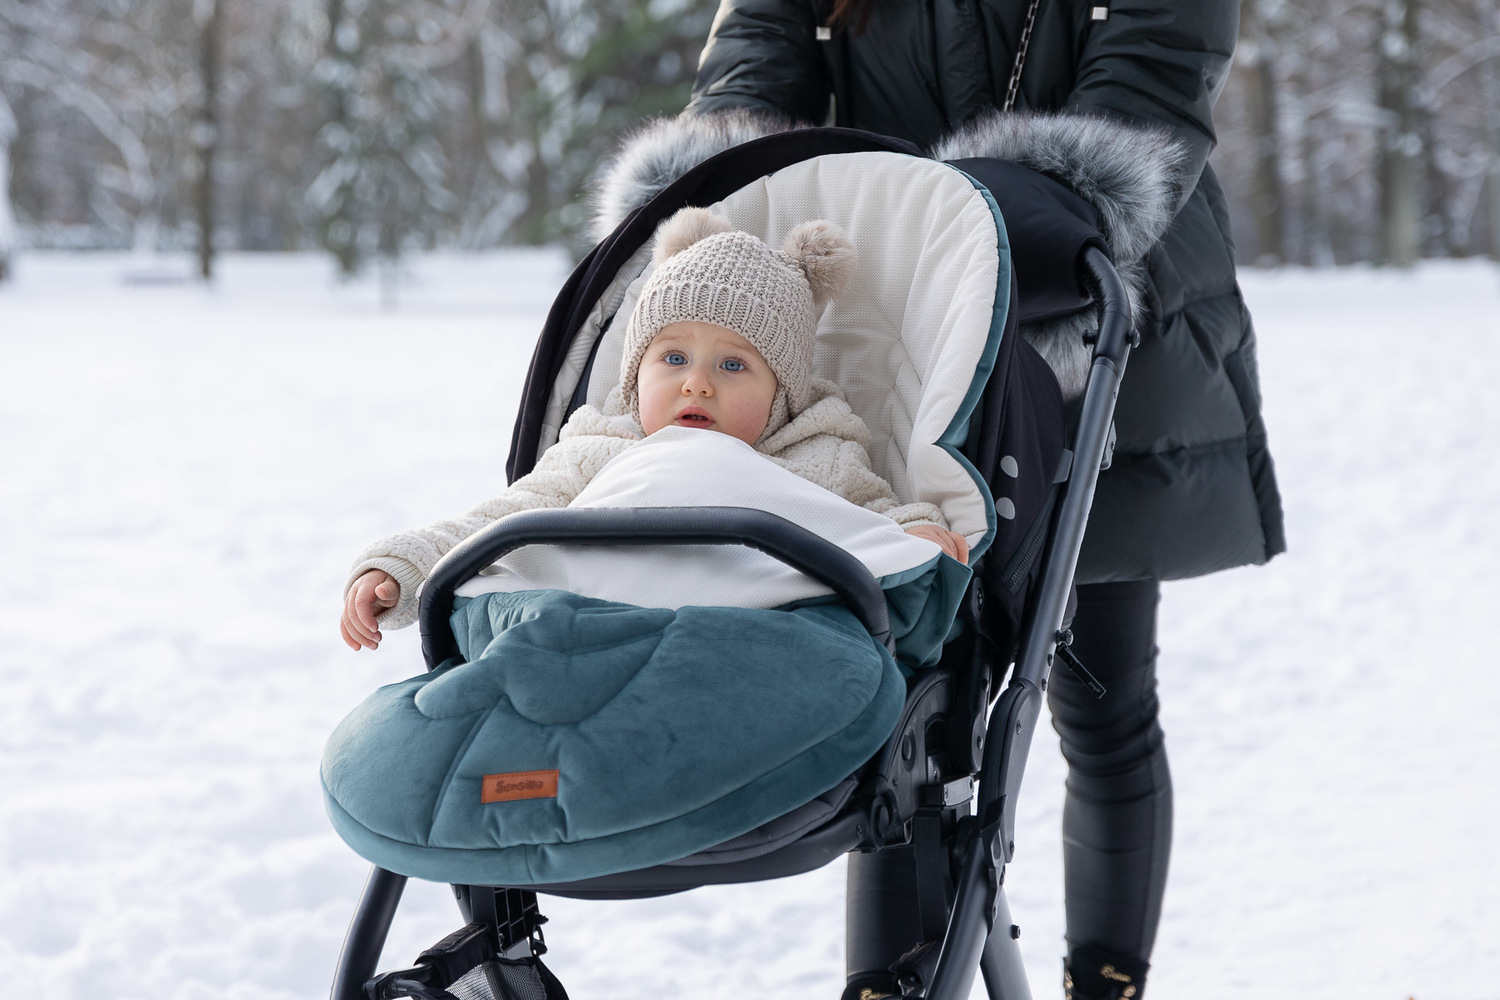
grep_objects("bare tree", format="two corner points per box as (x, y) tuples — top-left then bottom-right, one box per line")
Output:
(308, 0), (475, 295)
(1378, 0), (1424, 266)
(1484, 1), (1500, 260)
(466, 0), (712, 252)
(1240, 0), (1290, 265)
(0, 0), (195, 252)
(194, 0), (225, 278)
(0, 88), (15, 282)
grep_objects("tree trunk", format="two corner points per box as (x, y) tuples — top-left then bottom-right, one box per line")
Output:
(1300, 111), (1334, 267)
(322, 0), (360, 276)
(0, 89), (17, 284)
(1378, 0), (1422, 268)
(195, 0), (224, 280)
(1243, 0), (1286, 265)
(1483, 0), (1500, 262)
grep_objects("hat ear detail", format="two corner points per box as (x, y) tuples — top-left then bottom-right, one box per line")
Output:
(782, 220), (856, 308)
(652, 207), (734, 265)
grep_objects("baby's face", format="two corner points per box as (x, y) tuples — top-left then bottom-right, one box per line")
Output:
(637, 321), (778, 445)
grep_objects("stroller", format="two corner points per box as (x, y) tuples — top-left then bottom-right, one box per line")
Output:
(325, 120), (1176, 1000)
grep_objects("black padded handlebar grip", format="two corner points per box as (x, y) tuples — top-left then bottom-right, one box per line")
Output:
(416, 506), (895, 669)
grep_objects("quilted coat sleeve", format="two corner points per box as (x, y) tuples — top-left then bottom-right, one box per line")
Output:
(346, 410), (638, 629)
(1064, 0), (1238, 207)
(686, 0), (832, 123)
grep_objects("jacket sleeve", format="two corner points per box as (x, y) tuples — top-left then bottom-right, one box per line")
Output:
(772, 434), (950, 532)
(762, 388), (953, 532)
(685, 0), (832, 123)
(864, 496), (950, 532)
(345, 424), (635, 630)
(1064, 0), (1238, 207)
(840, 447), (949, 531)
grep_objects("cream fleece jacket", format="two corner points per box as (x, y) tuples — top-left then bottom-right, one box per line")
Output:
(347, 380), (947, 628)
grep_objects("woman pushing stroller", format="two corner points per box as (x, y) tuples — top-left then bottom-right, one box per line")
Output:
(341, 207), (970, 650)
(660, 1), (1287, 997)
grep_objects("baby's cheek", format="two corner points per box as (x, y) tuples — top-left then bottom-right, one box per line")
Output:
(636, 380), (667, 434)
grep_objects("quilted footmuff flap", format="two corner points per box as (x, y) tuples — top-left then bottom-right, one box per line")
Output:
(321, 589), (906, 885)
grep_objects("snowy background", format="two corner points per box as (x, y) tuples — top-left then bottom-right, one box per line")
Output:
(2, 253), (1497, 1000)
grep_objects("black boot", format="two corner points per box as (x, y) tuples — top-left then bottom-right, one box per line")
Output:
(1063, 944), (1149, 1000)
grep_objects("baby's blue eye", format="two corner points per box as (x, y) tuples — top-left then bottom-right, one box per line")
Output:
(664, 352), (687, 366)
(721, 358), (747, 372)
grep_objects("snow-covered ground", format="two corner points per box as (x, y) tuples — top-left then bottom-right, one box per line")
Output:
(2, 252), (1497, 1000)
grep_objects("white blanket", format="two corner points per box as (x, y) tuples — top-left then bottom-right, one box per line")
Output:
(453, 426), (943, 610)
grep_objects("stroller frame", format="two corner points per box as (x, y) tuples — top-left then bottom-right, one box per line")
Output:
(330, 133), (1137, 1000)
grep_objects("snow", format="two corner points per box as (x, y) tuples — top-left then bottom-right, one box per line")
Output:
(2, 252), (1498, 1000)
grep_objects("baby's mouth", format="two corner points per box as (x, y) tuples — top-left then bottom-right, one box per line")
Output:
(675, 407), (714, 427)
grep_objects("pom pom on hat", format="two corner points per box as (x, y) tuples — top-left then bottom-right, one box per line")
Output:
(653, 207), (733, 264)
(782, 220), (856, 309)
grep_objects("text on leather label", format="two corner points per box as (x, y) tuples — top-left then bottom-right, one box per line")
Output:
(481, 770), (559, 803)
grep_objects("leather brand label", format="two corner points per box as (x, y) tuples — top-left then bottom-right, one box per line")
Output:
(481, 770), (559, 803)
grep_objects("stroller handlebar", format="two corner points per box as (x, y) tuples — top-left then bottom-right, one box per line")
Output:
(417, 506), (896, 669)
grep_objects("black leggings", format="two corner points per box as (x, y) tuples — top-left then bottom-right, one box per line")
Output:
(1048, 579), (1171, 962)
(845, 580), (1170, 982)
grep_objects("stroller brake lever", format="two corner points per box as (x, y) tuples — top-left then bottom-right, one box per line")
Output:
(1053, 629), (1107, 699)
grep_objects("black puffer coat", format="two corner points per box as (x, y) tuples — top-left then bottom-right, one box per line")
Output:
(685, 0), (1285, 582)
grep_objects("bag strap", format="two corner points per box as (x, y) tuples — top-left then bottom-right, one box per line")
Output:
(1002, 0), (1043, 113)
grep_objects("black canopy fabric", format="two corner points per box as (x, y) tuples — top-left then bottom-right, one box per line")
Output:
(947, 157), (1106, 326)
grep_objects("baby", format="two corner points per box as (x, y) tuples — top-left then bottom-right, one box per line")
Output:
(342, 208), (969, 651)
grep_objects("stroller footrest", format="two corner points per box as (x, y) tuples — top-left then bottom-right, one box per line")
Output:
(368, 913), (571, 1000)
(416, 921), (497, 983)
(366, 921), (493, 999)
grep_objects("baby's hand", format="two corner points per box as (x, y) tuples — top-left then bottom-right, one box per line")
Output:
(342, 570), (400, 650)
(905, 525), (970, 565)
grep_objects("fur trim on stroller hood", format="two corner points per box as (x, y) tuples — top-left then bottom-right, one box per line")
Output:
(591, 109), (805, 245)
(935, 112), (1185, 397)
(590, 110), (1184, 399)
(933, 111), (1184, 267)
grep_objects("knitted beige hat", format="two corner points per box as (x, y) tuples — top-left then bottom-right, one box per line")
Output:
(619, 207), (855, 440)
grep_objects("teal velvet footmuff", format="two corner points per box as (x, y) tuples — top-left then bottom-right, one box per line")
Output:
(321, 589), (907, 885)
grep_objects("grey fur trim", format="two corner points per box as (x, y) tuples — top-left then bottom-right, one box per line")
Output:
(934, 112), (1187, 398)
(1020, 310), (1097, 401)
(933, 111), (1185, 264)
(591, 110), (800, 243)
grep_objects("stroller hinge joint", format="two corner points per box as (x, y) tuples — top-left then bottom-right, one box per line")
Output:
(923, 776), (974, 808)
